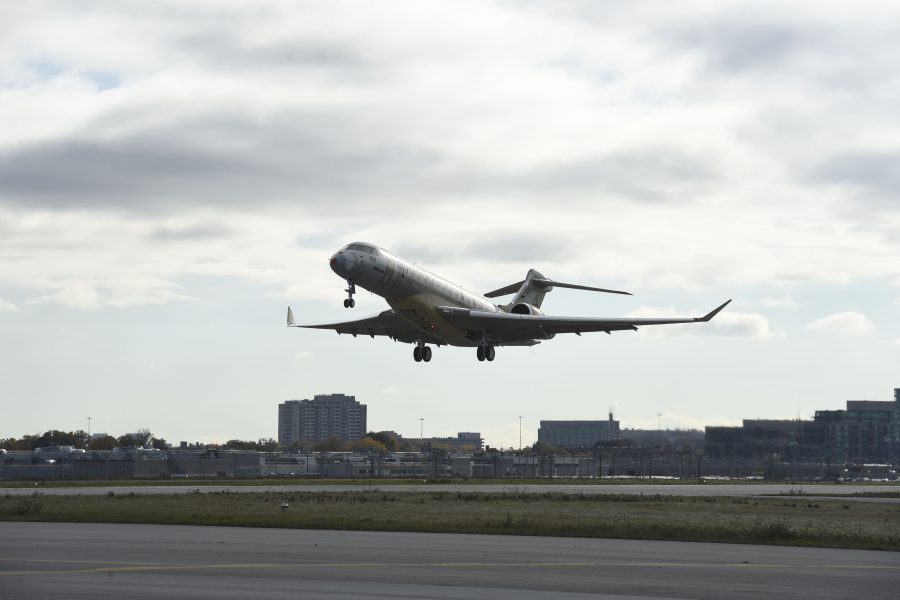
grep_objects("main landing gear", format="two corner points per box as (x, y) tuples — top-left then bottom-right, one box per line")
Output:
(342, 280), (356, 308)
(476, 345), (496, 362)
(413, 345), (432, 363)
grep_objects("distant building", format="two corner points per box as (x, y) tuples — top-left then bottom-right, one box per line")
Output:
(706, 389), (900, 463)
(618, 428), (705, 451)
(705, 419), (816, 461)
(811, 393), (900, 463)
(538, 416), (620, 449)
(419, 432), (484, 451)
(278, 394), (367, 446)
(457, 432), (484, 450)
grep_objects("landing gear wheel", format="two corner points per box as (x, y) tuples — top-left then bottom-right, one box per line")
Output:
(344, 280), (356, 308)
(422, 346), (432, 362)
(486, 346), (496, 362)
(476, 346), (485, 362)
(413, 346), (422, 362)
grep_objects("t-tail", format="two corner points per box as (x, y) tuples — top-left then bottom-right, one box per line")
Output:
(485, 269), (632, 314)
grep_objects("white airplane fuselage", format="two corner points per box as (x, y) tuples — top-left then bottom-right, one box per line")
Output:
(330, 243), (497, 347)
(298, 242), (730, 363)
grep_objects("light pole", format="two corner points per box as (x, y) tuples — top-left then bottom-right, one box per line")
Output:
(657, 413), (662, 446)
(518, 416), (522, 451)
(418, 418), (426, 478)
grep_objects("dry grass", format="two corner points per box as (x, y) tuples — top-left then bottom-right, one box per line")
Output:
(2, 490), (898, 551)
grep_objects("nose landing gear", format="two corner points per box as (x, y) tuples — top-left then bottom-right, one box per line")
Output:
(413, 345), (432, 363)
(342, 280), (356, 308)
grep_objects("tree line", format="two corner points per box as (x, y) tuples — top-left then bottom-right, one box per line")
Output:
(0, 429), (166, 451)
(2, 429), (435, 453)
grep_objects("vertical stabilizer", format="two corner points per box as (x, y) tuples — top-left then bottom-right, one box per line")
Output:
(505, 269), (551, 310)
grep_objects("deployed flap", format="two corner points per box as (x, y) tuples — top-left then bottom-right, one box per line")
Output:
(296, 309), (439, 345)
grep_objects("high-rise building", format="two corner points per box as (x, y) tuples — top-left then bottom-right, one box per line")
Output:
(813, 399), (899, 463)
(278, 394), (367, 447)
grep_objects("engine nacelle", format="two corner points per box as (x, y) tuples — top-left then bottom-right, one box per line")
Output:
(510, 303), (544, 316)
(509, 303), (554, 339)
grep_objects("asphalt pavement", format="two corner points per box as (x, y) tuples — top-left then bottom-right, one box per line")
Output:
(1, 522), (897, 599)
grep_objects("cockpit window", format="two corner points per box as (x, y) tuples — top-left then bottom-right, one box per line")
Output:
(345, 243), (379, 255)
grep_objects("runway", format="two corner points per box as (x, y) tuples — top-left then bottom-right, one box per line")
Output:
(3, 482), (898, 499)
(1, 522), (896, 599)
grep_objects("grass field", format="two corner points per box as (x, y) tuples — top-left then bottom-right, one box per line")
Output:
(2, 489), (897, 551)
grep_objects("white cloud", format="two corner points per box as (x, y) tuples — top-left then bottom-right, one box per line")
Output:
(626, 306), (777, 338)
(292, 351), (314, 362)
(760, 296), (801, 308)
(806, 311), (875, 335)
(711, 312), (781, 338)
(2, 1), (900, 448)
(0, 299), (19, 312)
(30, 282), (102, 309)
(0, 2), (899, 306)
(28, 278), (192, 309)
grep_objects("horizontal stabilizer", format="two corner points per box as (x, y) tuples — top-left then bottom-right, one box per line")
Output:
(485, 278), (631, 297)
(484, 281), (524, 298)
(533, 278), (631, 296)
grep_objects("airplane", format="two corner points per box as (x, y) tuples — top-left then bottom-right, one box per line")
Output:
(287, 242), (731, 363)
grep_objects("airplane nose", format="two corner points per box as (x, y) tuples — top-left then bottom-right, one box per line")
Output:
(330, 252), (347, 274)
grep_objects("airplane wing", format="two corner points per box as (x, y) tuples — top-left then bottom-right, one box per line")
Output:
(288, 307), (440, 345)
(435, 300), (732, 345)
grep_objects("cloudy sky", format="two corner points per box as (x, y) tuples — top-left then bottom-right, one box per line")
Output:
(1, 1), (898, 447)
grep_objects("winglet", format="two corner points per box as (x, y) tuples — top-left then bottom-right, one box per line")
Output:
(287, 306), (296, 326)
(695, 299), (732, 322)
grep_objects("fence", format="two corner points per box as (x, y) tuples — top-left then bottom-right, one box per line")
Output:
(1, 452), (894, 481)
